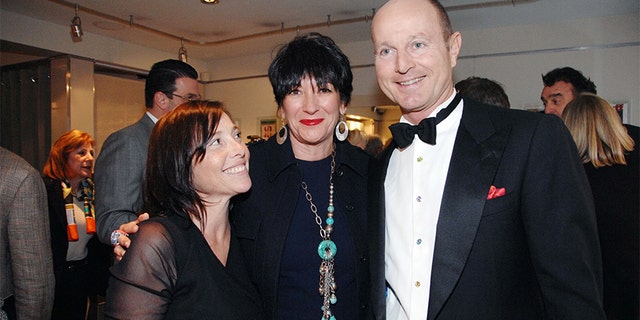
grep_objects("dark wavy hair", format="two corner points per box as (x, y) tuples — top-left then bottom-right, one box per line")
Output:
(144, 59), (198, 108)
(268, 32), (353, 107)
(542, 67), (597, 96)
(144, 100), (230, 229)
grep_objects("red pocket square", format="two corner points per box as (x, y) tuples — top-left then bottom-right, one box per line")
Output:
(487, 185), (506, 200)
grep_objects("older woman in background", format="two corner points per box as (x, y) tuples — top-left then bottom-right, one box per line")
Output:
(105, 101), (263, 319)
(562, 93), (638, 320)
(232, 32), (376, 320)
(42, 129), (111, 320)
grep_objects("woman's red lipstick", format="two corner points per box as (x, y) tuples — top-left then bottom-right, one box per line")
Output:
(300, 119), (324, 126)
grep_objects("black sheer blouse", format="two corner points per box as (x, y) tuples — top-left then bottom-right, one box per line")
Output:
(104, 214), (263, 319)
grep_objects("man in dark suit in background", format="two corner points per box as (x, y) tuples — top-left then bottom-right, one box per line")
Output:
(368, 0), (605, 319)
(95, 59), (200, 246)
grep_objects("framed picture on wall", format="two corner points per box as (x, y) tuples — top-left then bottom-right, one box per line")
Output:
(611, 102), (629, 123)
(259, 117), (278, 140)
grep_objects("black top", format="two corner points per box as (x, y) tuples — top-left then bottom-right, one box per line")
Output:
(275, 155), (357, 319)
(232, 136), (376, 320)
(104, 214), (264, 319)
(583, 124), (639, 320)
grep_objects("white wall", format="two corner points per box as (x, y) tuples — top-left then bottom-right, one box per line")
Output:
(94, 74), (146, 155)
(0, 10), (209, 77)
(454, 14), (639, 125)
(2, 9), (638, 138)
(206, 13), (639, 138)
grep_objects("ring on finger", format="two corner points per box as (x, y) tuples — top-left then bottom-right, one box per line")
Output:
(110, 230), (128, 246)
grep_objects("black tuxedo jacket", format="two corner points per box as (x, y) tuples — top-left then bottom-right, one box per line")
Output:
(369, 100), (605, 319)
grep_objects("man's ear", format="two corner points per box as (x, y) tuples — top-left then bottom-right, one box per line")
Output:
(448, 32), (462, 68)
(154, 91), (170, 111)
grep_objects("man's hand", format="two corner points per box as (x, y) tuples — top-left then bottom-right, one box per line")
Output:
(113, 213), (149, 261)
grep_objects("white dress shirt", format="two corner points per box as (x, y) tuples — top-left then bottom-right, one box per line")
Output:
(385, 92), (463, 320)
(146, 111), (159, 123)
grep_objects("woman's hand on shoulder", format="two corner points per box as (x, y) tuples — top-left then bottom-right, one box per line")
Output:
(113, 212), (150, 261)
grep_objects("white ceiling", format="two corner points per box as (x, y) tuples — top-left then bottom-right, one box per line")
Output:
(1, 0), (638, 61)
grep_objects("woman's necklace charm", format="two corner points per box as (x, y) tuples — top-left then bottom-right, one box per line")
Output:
(318, 239), (337, 260)
(319, 259), (337, 319)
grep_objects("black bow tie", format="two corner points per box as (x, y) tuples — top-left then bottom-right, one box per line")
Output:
(389, 94), (461, 148)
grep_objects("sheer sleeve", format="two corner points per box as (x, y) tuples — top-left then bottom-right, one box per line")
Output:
(104, 220), (177, 319)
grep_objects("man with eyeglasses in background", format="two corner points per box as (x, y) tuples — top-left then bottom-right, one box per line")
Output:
(95, 59), (200, 246)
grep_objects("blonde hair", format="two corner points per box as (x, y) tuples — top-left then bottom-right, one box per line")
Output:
(562, 93), (634, 167)
(347, 129), (367, 149)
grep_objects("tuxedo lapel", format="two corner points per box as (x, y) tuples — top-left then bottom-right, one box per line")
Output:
(373, 141), (395, 271)
(370, 143), (395, 319)
(427, 102), (512, 319)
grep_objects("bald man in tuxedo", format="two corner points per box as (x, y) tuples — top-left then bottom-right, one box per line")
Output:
(368, 0), (605, 319)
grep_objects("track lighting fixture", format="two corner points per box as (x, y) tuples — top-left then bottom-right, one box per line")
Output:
(178, 38), (188, 62)
(70, 3), (83, 40)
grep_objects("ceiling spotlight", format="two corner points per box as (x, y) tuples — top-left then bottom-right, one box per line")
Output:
(201, 0), (219, 4)
(70, 3), (83, 40)
(178, 38), (188, 62)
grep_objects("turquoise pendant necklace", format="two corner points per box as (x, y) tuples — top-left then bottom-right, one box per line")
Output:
(301, 149), (337, 320)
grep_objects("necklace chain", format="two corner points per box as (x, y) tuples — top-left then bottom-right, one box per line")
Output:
(301, 151), (336, 239)
(300, 149), (338, 320)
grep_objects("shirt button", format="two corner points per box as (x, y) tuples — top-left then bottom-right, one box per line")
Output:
(417, 156), (424, 162)
(416, 196), (422, 202)
(416, 239), (422, 245)
(415, 281), (421, 287)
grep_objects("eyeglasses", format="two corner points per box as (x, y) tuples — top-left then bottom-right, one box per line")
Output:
(171, 93), (201, 102)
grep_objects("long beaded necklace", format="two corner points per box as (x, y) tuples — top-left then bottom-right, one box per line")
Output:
(300, 149), (338, 320)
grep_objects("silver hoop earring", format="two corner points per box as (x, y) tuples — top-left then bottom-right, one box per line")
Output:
(277, 121), (288, 145)
(335, 116), (348, 142)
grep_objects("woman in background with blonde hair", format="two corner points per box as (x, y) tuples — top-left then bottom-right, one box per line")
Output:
(562, 93), (638, 320)
(347, 129), (367, 150)
(42, 129), (111, 320)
